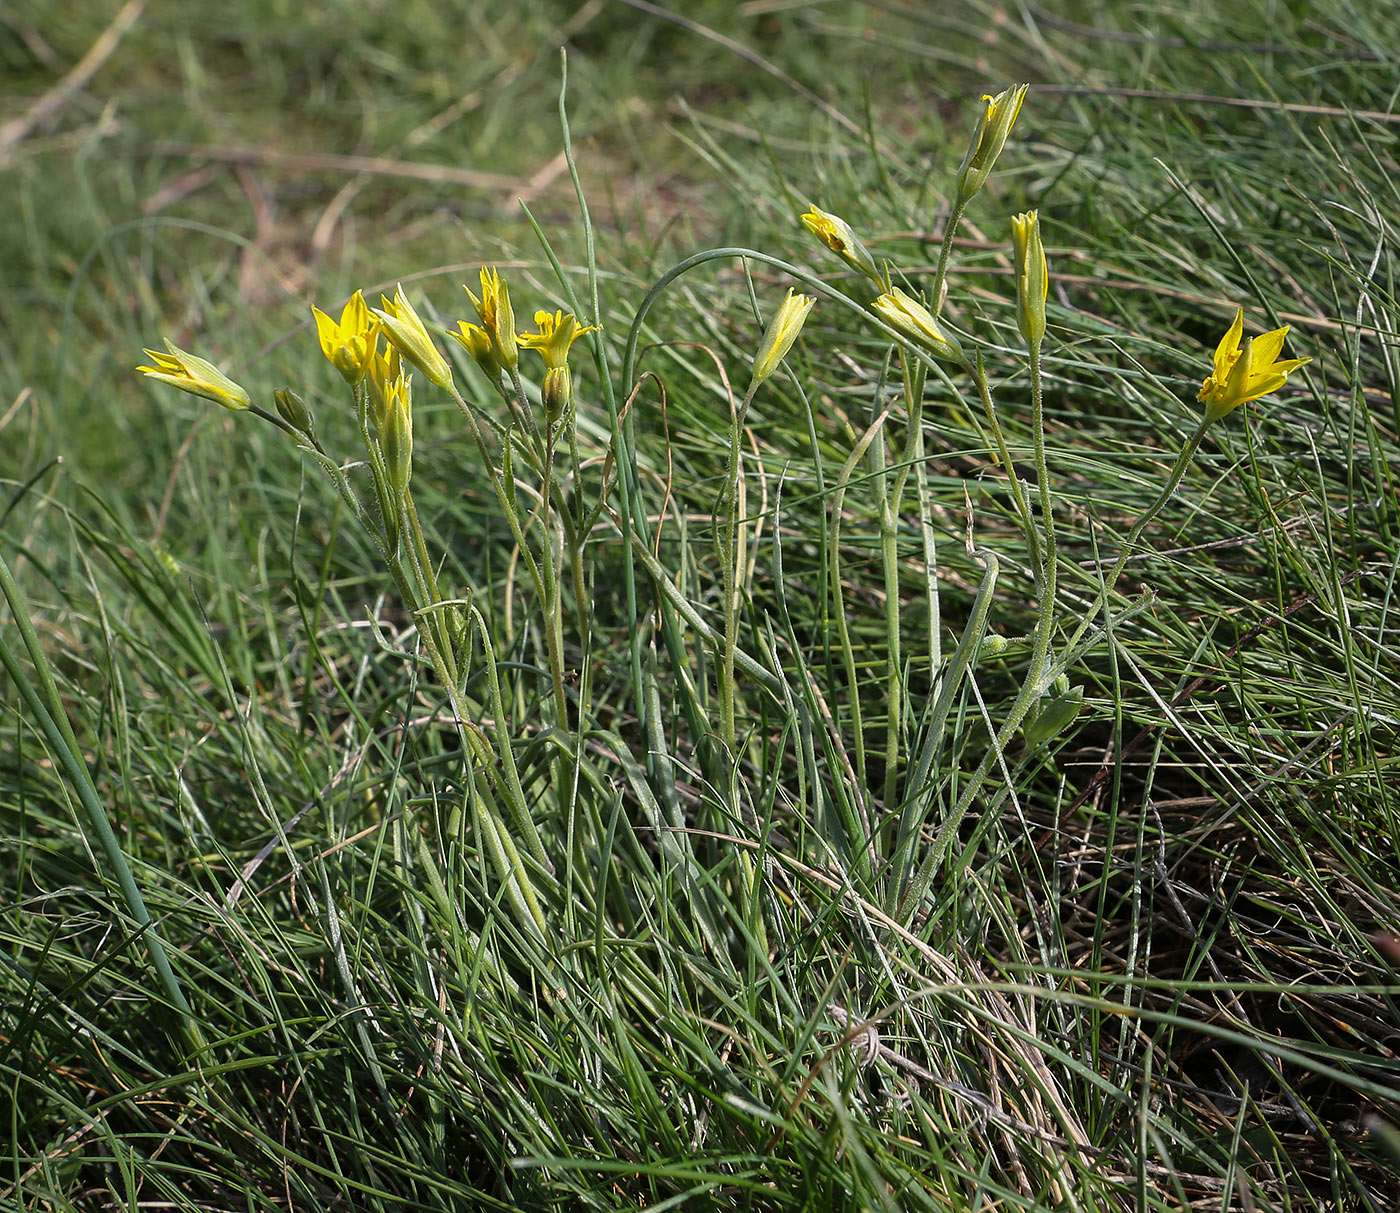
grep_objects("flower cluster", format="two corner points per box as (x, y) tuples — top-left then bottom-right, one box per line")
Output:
(139, 269), (601, 463)
(798, 85), (1309, 420)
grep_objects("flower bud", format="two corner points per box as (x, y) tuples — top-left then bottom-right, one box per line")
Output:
(273, 387), (315, 438)
(750, 288), (815, 389)
(380, 377), (413, 504)
(365, 345), (402, 437)
(1010, 210), (1048, 347)
(871, 288), (965, 365)
(801, 206), (880, 283)
(541, 366), (571, 422)
(450, 320), (500, 380)
(954, 84), (1028, 205)
(374, 285), (454, 390)
(136, 341), (252, 411)
(1023, 684), (1083, 747)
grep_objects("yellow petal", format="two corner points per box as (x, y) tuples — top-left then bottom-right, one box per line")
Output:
(1248, 325), (1290, 369)
(340, 290), (371, 333)
(312, 306), (340, 360)
(1212, 308), (1244, 382)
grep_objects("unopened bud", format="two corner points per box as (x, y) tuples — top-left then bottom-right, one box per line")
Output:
(1010, 210), (1048, 347)
(954, 84), (1028, 205)
(274, 388), (316, 438)
(801, 206), (881, 284)
(871, 288), (965, 365)
(541, 365), (571, 422)
(750, 288), (815, 389)
(380, 380), (413, 503)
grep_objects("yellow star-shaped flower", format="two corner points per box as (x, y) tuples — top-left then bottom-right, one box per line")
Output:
(311, 290), (377, 385)
(1198, 308), (1310, 423)
(517, 309), (600, 371)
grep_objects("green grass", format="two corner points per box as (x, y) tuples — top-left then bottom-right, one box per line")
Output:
(4, 1), (1400, 1209)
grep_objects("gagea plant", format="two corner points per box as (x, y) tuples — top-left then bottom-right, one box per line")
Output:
(137, 85), (1309, 963)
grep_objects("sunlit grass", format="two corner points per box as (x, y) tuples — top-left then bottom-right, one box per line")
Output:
(3, 2), (1399, 1210)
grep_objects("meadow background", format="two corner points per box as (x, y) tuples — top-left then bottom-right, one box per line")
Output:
(2, 1), (1399, 1209)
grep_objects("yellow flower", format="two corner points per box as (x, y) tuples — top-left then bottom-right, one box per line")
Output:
(136, 340), (251, 411)
(871, 288), (965, 365)
(311, 290), (377, 384)
(517, 309), (599, 420)
(955, 84), (1028, 205)
(463, 267), (519, 373)
(750, 288), (815, 388)
(1010, 210), (1048, 347)
(1197, 308), (1310, 423)
(801, 206), (880, 283)
(517, 309), (600, 370)
(373, 285), (454, 390)
(449, 320), (499, 379)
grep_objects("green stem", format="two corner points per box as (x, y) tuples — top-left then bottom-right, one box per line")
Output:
(536, 418), (571, 731)
(929, 196), (969, 320)
(827, 407), (893, 811)
(351, 380), (400, 553)
(899, 536), (1056, 921)
(444, 384), (550, 615)
(393, 514), (552, 926)
(1028, 340), (1056, 595)
(507, 365), (542, 446)
(876, 353), (927, 815)
(619, 248), (939, 751)
(721, 383), (758, 756)
(404, 494), (457, 686)
(623, 520), (783, 695)
(970, 356), (1044, 581)
(898, 418), (1210, 918)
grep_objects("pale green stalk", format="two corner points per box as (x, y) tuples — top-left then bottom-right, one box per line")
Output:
(899, 419), (1211, 918)
(622, 522), (783, 695)
(352, 380), (401, 552)
(887, 548), (999, 914)
(969, 356), (1044, 580)
(1028, 340), (1056, 594)
(298, 382), (554, 927)
(929, 196), (969, 320)
(721, 381), (759, 753)
(507, 364), (543, 445)
(898, 535), (1056, 921)
(537, 412), (571, 732)
(827, 406), (894, 815)
(443, 381), (569, 728)
(876, 353), (931, 814)
(403, 494), (458, 685)
(388, 515), (551, 934)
